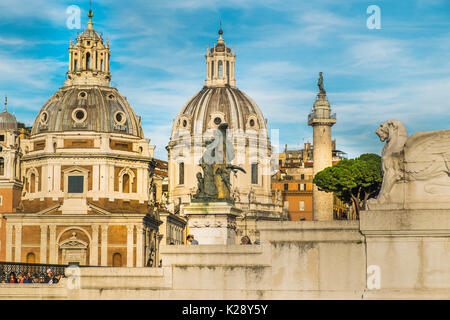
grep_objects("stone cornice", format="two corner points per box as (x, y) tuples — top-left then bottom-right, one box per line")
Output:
(22, 152), (152, 162)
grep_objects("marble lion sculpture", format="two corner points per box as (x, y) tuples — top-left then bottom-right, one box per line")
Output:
(371, 120), (450, 205)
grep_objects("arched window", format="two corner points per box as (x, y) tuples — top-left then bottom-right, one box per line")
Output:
(226, 61), (230, 78)
(26, 252), (36, 264)
(218, 60), (223, 78)
(118, 168), (135, 194)
(30, 173), (36, 193)
(86, 52), (91, 70)
(251, 163), (258, 185)
(0, 157), (4, 176)
(211, 61), (214, 78)
(178, 162), (184, 185)
(100, 59), (104, 71)
(112, 253), (122, 267)
(74, 59), (78, 71)
(122, 174), (130, 193)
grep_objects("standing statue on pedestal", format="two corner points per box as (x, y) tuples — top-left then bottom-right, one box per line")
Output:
(193, 123), (246, 201)
(318, 72), (326, 95)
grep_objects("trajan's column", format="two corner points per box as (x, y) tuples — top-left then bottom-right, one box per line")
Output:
(308, 73), (336, 220)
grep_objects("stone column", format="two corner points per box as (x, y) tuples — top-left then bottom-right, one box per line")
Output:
(126, 225), (134, 267)
(48, 164), (54, 192)
(90, 224), (99, 265)
(308, 86), (336, 221)
(53, 165), (61, 193)
(14, 224), (22, 262)
(137, 168), (143, 195)
(5, 224), (13, 262)
(109, 166), (115, 199)
(49, 225), (57, 264)
(40, 225), (48, 263)
(144, 227), (149, 265)
(136, 225), (144, 267)
(101, 224), (108, 266)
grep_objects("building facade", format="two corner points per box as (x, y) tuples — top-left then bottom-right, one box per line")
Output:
(0, 10), (162, 267)
(167, 29), (287, 242)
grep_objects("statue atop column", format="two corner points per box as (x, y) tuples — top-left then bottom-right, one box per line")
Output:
(193, 123), (246, 202)
(318, 72), (326, 95)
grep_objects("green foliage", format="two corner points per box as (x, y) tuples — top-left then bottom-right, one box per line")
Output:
(313, 153), (382, 213)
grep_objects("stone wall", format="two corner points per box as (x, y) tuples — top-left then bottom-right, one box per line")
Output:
(0, 217), (448, 299)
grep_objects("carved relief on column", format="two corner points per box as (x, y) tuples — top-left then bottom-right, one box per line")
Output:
(90, 224), (99, 266)
(14, 224), (22, 262)
(49, 225), (57, 264)
(126, 225), (134, 267)
(5, 224), (13, 262)
(135, 225), (144, 267)
(101, 224), (108, 266)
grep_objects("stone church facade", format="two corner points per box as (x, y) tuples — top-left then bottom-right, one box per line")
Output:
(167, 29), (288, 241)
(0, 10), (161, 267)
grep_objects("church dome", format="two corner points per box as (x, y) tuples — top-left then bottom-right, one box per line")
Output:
(172, 86), (266, 137)
(31, 10), (143, 138)
(31, 86), (143, 138)
(171, 29), (266, 139)
(0, 110), (18, 130)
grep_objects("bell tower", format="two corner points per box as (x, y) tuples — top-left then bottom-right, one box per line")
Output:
(308, 73), (336, 221)
(65, 9), (111, 87)
(0, 96), (23, 214)
(205, 27), (236, 87)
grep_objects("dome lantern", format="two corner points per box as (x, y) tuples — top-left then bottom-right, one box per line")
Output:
(205, 28), (236, 88)
(65, 9), (111, 87)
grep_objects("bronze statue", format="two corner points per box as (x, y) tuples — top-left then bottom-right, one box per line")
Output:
(318, 72), (326, 95)
(193, 123), (246, 201)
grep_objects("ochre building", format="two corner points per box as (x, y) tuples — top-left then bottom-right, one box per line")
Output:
(0, 11), (161, 267)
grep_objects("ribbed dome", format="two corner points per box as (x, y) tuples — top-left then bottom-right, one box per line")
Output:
(78, 28), (102, 40)
(171, 86), (266, 137)
(0, 110), (18, 130)
(31, 86), (143, 137)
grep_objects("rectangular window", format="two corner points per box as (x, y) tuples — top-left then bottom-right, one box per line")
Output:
(284, 183), (288, 191)
(179, 162), (184, 185)
(251, 163), (258, 184)
(0, 135), (4, 142)
(301, 174), (305, 180)
(299, 200), (305, 211)
(68, 176), (84, 193)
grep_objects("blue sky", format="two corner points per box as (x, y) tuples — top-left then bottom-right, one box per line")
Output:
(0, 0), (449, 160)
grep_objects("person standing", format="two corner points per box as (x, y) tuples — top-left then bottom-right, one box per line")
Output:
(187, 234), (199, 245)
(240, 235), (252, 245)
(44, 269), (54, 283)
(8, 272), (17, 283)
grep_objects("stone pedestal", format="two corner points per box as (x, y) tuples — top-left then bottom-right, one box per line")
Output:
(184, 201), (241, 245)
(360, 209), (450, 291)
